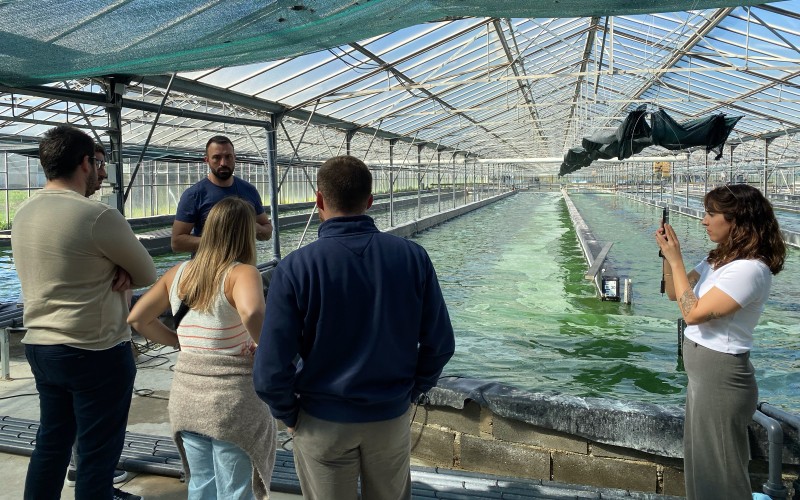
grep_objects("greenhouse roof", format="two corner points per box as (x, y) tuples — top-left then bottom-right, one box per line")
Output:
(2, 0), (800, 175)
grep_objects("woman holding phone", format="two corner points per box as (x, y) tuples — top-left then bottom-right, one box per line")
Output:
(655, 184), (785, 500)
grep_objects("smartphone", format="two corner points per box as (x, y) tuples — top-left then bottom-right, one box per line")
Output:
(659, 206), (669, 293)
(658, 206), (669, 259)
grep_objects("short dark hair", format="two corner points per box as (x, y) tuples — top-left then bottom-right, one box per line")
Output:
(94, 142), (106, 156)
(38, 125), (94, 180)
(206, 135), (234, 154)
(317, 155), (372, 213)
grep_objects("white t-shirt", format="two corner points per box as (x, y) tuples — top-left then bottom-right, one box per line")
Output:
(683, 259), (772, 354)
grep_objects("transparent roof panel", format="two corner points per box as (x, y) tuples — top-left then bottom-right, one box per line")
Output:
(5, 2), (800, 174)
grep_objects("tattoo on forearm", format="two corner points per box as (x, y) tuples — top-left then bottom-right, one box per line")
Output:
(678, 289), (698, 317)
(705, 311), (723, 321)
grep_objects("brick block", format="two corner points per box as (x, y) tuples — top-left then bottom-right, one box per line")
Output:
(662, 464), (686, 497)
(412, 402), (481, 436)
(592, 442), (660, 461)
(410, 422), (455, 467)
(479, 407), (493, 437)
(553, 451), (657, 492)
(493, 415), (587, 454)
(459, 434), (550, 480)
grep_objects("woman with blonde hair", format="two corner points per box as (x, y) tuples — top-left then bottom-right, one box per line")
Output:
(129, 196), (276, 499)
(656, 183), (786, 500)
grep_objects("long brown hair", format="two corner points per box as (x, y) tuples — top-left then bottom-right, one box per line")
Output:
(705, 184), (785, 274)
(179, 197), (257, 311)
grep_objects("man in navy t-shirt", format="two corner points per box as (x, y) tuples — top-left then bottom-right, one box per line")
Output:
(171, 135), (272, 253)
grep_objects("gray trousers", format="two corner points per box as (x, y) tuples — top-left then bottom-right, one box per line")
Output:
(292, 408), (412, 500)
(683, 339), (757, 500)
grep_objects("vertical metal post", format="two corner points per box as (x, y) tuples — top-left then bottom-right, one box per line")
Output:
(107, 79), (125, 214)
(417, 145), (423, 218)
(437, 150), (442, 212)
(671, 160), (676, 202)
(452, 153), (457, 209)
(150, 162), (155, 216)
(763, 138), (770, 195)
(463, 156), (468, 203)
(3, 152), (8, 226)
(729, 144), (735, 183)
(389, 139), (396, 227)
(704, 153), (708, 194)
(267, 118), (281, 260)
(685, 155), (690, 208)
(346, 129), (355, 156)
(1, 328), (10, 380)
(472, 159), (476, 201)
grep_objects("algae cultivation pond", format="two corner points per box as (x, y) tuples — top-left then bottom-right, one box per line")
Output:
(1, 191), (798, 412)
(415, 192), (799, 413)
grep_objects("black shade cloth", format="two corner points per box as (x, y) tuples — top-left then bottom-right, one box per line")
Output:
(559, 107), (741, 176)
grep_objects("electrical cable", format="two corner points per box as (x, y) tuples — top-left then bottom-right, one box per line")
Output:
(0, 393), (39, 400)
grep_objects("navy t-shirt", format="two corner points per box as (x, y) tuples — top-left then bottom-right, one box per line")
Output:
(175, 177), (265, 236)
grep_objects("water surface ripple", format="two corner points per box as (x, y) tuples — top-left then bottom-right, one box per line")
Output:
(413, 192), (799, 412)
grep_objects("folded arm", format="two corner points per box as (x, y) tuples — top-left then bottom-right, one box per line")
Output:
(127, 265), (180, 347)
(94, 209), (157, 288)
(255, 213), (273, 242)
(171, 220), (200, 254)
(656, 224), (740, 324)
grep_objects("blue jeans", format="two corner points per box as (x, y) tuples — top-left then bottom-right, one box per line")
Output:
(181, 431), (255, 500)
(24, 342), (135, 500)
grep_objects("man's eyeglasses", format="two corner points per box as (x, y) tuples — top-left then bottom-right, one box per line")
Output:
(92, 157), (106, 169)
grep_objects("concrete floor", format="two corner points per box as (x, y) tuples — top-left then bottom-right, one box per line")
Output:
(0, 335), (301, 499)
(0, 451), (300, 499)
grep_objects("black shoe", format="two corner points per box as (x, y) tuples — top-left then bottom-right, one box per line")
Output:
(66, 469), (128, 487)
(113, 488), (143, 500)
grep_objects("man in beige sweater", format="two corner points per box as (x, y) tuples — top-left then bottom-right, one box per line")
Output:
(11, 125), (157, 500)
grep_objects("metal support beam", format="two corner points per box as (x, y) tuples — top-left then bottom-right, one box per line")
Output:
(492, 19), (545, 140)
(107, 79), (125, 214)
(123, 73), (176, 204)
(417, 144), (423, 218)
(389, 139), (396, 227)
(122, 98), (270, 128)
(563, 16), (600, 151)
(267, 117), (281, 261)
(346, 129), (356, 156)
(603, 7), (733, 129)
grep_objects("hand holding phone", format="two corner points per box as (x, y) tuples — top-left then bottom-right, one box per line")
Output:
(658, 207), (669, 256)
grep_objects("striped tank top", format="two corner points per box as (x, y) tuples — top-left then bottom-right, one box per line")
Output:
(169, 261), (254, 356)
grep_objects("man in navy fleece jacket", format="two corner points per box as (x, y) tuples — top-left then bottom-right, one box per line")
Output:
(254, 155), (455, 500)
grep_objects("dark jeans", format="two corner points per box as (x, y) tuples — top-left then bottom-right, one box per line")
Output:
(24, 342), (136, 500)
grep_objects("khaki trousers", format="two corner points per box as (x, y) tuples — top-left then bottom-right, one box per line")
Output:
(292, 408), (412, 500)
(683, 339), (757, 500)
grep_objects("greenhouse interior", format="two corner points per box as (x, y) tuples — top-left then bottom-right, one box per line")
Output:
(2, 1), (800, 499)
(2, 1), (800, 228)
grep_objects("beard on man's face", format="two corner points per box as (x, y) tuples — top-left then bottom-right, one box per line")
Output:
(210, 166), (233, 180)
(85, 169), (99, 197)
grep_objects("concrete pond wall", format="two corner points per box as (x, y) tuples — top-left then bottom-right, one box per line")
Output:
(410, 377), (800, 498)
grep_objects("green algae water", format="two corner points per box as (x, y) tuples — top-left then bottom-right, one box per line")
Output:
(413, 191), (800, 413)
